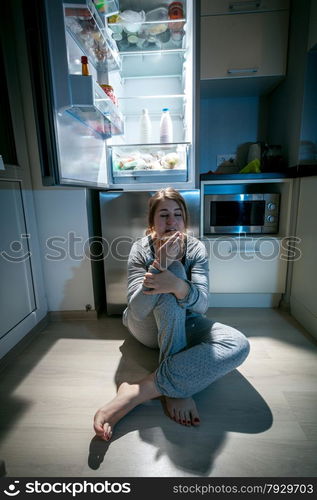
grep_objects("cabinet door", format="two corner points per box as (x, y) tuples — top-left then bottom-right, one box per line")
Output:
(207, 239), (288, 293)
(201, 11), (289, 80)
(0, 181), (36, 338)
(201, 0), (289, 16)
(308, 0), (317, 51)
(0, 0), (47, 359)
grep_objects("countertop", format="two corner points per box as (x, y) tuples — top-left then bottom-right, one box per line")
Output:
(200, 164), (317, 181)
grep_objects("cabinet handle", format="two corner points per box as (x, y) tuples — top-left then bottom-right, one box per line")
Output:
(229, 249), (263, 254)
(227, 67), (259, 74)
(229, 1), (261, 11)
(0, 155), (5, 171)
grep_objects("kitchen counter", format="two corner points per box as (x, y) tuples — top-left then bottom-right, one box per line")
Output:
(200, 164), (317, 181)
(200, 172), (290, 181)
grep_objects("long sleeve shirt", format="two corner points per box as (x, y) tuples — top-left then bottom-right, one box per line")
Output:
(125, 234), (209, 321)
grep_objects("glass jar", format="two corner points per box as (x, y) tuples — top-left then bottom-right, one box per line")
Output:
(100, 84), (117, 106)
(168, 1), (185, 31)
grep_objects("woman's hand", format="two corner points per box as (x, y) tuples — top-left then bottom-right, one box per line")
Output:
(143, 270), (189, 299)
(153, 231), (185, 271)
(143, 269), (176, 295)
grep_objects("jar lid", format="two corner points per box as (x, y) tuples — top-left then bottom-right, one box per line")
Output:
(100, 84), (114, 93)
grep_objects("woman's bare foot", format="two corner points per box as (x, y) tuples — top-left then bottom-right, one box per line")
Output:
(165, 396), (200, 426)
(94, 374), (161, 441)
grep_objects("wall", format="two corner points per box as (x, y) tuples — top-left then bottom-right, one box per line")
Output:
(308, 0), (317, 50)
(299, 51), (317, 163)
(267, 0), (311, 166)
(199, 97), (260, 173)
(290, 176), (317, 340)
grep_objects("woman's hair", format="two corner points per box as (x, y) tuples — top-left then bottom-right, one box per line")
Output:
(146, 187), (189, 235)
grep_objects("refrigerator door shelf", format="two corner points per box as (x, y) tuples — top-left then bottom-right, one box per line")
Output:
(67, 75), (124, 138)
(64, 0), (121, 73)
(95, 0), (119, 19)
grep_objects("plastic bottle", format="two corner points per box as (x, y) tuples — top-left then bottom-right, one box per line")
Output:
(160, 108), (173, 143)
(139, 108), (152, 143)
(247, 142), (261, 163)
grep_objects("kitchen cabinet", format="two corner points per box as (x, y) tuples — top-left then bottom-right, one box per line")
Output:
(201, 10), (289, 81)
(200, 177), (293, 307)
(206, 237), (288, 294)
(290, 177), (317, 340)
(308, 0), (317, 51)
(0, 0), (47, 360)
(201, 0), (289, 16)
(0, 181), (36, 339)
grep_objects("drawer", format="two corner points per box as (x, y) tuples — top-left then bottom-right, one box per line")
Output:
(201, 0), (289, 16)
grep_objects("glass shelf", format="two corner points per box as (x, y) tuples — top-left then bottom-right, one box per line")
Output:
(64, 0), (121, 72)
(117, 94), (186, 116)
(120, 49), (185, 80)
(65, 75), (124, 139)
(107, 15), (186, 53)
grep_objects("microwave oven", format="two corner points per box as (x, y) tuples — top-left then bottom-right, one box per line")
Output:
(204, 193), (280, 235)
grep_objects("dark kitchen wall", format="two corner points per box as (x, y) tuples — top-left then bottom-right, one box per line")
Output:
(298, 51), (317, 164)
(199, 96), (260, 173)
(267, 0), (312, 166)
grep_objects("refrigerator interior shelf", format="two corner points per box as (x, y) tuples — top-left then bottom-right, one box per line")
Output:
(120, 50), (185, 79)
(121, 74), (182, 80)
(117, 95), (186, 116)
(118, 94), (185, 99)
(66, 75), (124, 138)
(109, 142), (190, 148)
(64, 0), (121, 72)
(119, 48), (186, 57)
(107, 16), (187, 53)
(113, 168), (187, 177)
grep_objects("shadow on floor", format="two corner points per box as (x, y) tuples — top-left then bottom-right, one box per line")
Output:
(88, 336), (273, 476)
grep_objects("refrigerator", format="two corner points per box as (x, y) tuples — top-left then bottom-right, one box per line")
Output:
(99, 190), (200, 314)
(30, 0), (199, 190)
(26, 0), (200, 313)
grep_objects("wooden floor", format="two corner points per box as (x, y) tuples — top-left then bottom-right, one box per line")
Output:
(0, 308), (316, 477)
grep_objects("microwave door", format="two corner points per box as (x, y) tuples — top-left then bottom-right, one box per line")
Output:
(212, 201), (264, 234)
(205, 194), (265, 235)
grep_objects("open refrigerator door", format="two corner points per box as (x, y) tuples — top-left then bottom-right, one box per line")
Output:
(40, 0), (196, 189)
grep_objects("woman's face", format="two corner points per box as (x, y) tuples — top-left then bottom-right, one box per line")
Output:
(152, 199), (185, 238)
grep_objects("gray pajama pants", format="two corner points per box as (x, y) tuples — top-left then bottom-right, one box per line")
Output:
(123, 262), (250, 398)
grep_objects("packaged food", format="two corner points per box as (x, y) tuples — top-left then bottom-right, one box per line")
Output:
(100, 84), (118, 105)
(119, 10), (145, 34)
(168, 2), (185, 31)
(145, 7), (168, 35)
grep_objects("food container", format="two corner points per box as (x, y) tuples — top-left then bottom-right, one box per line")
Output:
(100, 84), (118, 105)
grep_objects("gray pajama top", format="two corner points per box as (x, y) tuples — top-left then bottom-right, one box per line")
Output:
(124, 234), (209, 321)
